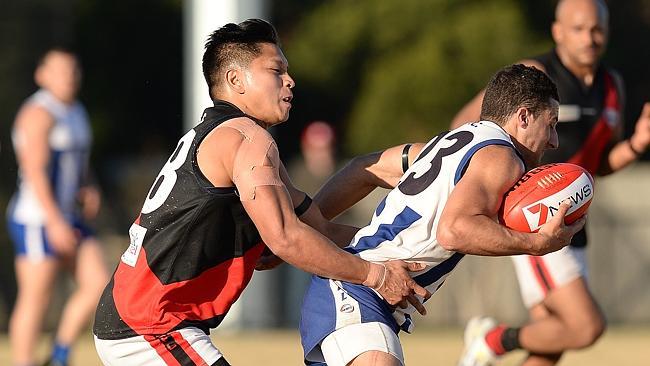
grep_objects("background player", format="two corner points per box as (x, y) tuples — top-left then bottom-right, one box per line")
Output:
(451, 1), (650, 365)
(92, 19), (429, 366)
(6, 48), (109, 366)
(299, 64), (586, 366)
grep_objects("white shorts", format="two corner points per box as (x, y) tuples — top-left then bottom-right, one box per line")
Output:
(320, 322), (404, 366)
(94, 327), (227, 366)
(511, 246), (587, 308)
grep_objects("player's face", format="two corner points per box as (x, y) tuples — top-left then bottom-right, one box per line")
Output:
(553, 0), (608, 68)
(523, 99), (560, 166)
(241, 43), (295, 126)
(37, 51), (81, 104)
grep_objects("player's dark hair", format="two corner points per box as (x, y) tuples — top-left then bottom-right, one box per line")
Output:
(480, 64), (559, 126)
(202, 18), (280, 100)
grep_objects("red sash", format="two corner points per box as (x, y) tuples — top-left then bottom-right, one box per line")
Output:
(566, 72), (621, 174)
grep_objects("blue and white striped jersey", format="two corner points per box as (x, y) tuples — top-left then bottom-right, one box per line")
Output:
(8, 89), (92, 224)
(347, 121), (521, 331)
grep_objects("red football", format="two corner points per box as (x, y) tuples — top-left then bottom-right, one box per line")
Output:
(500, 163), (594, 233)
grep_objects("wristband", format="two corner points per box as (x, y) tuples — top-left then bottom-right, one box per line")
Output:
(401, 144), (412, 173)
(294, 194), (312, 217)
(362, 262), (387, 289)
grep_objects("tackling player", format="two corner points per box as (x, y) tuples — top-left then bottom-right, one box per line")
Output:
(92, 19), (429, 366)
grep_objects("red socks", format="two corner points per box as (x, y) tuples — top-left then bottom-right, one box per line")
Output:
(485, 325), (521, 355)
(485, 325), (507, 355)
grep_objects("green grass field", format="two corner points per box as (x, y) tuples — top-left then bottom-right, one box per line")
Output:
(1, 326), (649, 365)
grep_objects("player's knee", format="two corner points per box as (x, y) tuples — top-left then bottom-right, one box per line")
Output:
(570, 315), (605, 348)
(79, 266), (110, 297)
(16, 285), (52, 302)
(79, 274), (108, 302)
(587, 315), (606, 345)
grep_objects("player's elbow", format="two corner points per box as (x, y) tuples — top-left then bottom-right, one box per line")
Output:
(352, 152), (396, 188)
(261, 220), (305, 260)
(262, 235), (292, 259)
(437, 221), (464, 252)
(349, 154), (379, 180)
(259, 225), (294, 259)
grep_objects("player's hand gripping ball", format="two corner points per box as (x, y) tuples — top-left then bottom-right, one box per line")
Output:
(499, 163), (594, 233)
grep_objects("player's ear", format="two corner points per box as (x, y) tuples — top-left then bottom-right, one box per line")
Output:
(225, 68), (245, 94)
(551, 21), (563, 44)
(517, 107), (529, 128)
(34, 63), (47, 88)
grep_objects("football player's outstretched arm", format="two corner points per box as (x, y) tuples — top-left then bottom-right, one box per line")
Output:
(315, 143), (424, 220)
(600, 102), (650, 175)
(437, 145), (585, 256)
(245, 184), (429, 313)
(278, 162), (358, 248)
(198, 122), (431, 312)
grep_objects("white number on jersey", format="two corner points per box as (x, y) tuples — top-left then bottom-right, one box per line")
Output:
(399, 130), (473, 195)
(141, 129), (196, 214)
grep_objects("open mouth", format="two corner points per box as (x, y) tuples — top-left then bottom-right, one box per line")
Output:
(282, 96), (293, 108)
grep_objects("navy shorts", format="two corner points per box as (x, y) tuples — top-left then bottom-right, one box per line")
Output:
(300, 275), (399, 364)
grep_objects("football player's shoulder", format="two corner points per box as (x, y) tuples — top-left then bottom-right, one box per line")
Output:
(198, 120), (247, 164)
(14, 103), (54, 131)
(221, 117), (272, 139)
(468, 144), (524, 185)
(207, 121), (245, 147)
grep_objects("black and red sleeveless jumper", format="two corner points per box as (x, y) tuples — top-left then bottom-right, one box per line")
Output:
(535, 49), (622, 247)
(94, 101), (266, 340)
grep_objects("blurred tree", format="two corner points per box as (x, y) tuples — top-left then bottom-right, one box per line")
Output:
(73, 0), (183, 227)
(285, 0), (550, 154)
(282, 0), (650, 156)
(74, 0), (183, 161)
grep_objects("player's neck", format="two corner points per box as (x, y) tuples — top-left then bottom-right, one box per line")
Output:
(46, 88), (76, 106)
(556, 49), (598, 87)
(218, 95), (271, 130)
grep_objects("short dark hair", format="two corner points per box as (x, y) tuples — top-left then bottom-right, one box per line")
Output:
(202, 19), (280, 100)
(480, 64), (559, 125)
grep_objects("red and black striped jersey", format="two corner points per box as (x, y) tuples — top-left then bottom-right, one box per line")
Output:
(94, 101), (265, 339)
(535, 49), (622, 171)
(534, 49), (622, 247)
